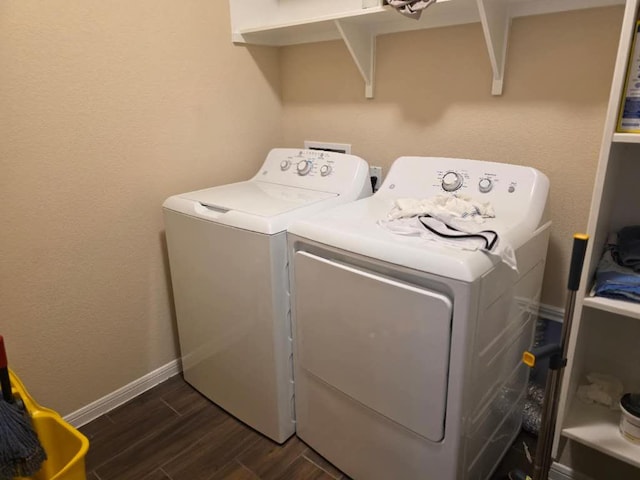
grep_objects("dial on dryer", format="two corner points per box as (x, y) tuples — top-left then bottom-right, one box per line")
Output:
(442, 171), (463, 192)
(478, 178), (493, 193)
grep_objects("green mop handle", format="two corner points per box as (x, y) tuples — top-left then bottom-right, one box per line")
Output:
(532, 233), (589, 480)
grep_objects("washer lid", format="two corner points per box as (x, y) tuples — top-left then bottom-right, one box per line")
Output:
(163, 180), (343, 235)
(183, 181), (337, 217)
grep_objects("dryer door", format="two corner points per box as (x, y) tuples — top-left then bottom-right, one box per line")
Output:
(294, 251), (453, 441)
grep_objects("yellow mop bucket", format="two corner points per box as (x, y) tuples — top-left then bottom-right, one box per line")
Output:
(9, 371), (89, 480)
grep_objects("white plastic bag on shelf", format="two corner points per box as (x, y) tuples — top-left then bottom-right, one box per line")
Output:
(576, 372), (624, 410)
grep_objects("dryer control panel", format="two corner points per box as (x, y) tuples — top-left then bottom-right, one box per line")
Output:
(254, 148), (371, 196)
(437, 169), (503, 195)
(377, 156), (549, 234)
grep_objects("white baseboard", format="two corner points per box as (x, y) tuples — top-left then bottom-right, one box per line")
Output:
(63, 359), (182, 428)
(549, 461), (595, 480)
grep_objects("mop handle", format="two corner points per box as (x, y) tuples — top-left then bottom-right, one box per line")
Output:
(533, 233), (589, 480)
(567, 234), (589, 292)
(0, 335), (13, 403)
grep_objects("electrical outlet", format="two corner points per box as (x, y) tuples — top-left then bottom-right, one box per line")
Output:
(370, 166), (382, 192)
(304, 141), (351, 154)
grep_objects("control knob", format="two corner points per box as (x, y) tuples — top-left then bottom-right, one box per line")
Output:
(320, 164), (332, 177)
(280, 159), (292, 171)
(296, 160), (313, 176)
(442, 171), (463, 192)
(478, 177), (493, 193)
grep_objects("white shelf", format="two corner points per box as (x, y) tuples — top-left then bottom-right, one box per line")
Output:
(583, 295), (640, 320)
(235, 2), (473, 46)
(236, 7), (388, 46)
(230, 0), (624, 97)
(234, 0), (623, 44)
(613, 133), (640, 143)
(562, 398), (640, 469)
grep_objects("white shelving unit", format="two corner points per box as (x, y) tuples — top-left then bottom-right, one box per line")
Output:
(229, 0), (623, 98)
(554, 0), (640, 475)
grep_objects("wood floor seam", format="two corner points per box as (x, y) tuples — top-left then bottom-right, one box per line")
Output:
(302, 453), (342, 479)
(89, 424), (173, 474)
(236, 459), (260, 478)
(160, 396), (182, 416)
(160, 467), (174, 480)
(236, 460), (259, 477)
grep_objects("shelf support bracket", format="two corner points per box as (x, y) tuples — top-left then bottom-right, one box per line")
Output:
(335, 20), (376, 98)
(477, 0), (511, 96)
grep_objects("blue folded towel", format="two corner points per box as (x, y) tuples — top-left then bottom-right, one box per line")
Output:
(594, 248), (640, 302)
(616, 225), (640, 272)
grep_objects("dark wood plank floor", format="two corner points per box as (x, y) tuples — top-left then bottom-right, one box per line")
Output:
(79, 374), (536, 480)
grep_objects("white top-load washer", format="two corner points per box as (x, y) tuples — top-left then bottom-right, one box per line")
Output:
(162, 148), (371, 443)
(287, 156), (551, 480)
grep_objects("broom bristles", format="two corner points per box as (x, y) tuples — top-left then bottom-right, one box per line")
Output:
(0, 400), (47, 480)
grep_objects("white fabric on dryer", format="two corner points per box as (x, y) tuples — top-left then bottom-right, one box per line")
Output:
(388, 194), (495, 228)
(379, 217), (517, 271)
(380, 194), (517, 271)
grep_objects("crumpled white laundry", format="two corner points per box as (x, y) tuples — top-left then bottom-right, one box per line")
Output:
(380, 194), (517, 271)
(388, 194), (495, 229)
(379, 217), (518, 271)
(387, 0), (437, 19)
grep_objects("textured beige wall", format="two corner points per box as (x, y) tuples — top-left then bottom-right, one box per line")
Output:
(0, 1), (282, 414)
(281, 6), (623, 308)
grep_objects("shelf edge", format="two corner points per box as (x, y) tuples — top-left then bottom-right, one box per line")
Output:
(562, 399), (640, 469)
(582, 296), (640, 320)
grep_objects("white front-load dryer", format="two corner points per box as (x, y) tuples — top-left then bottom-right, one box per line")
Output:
(162, 148), (371, 443)
(287, 156), (551, 479)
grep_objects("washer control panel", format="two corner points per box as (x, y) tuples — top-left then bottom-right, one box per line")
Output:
(276, 150), (335, 177)
(258, 148), (370, 195)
